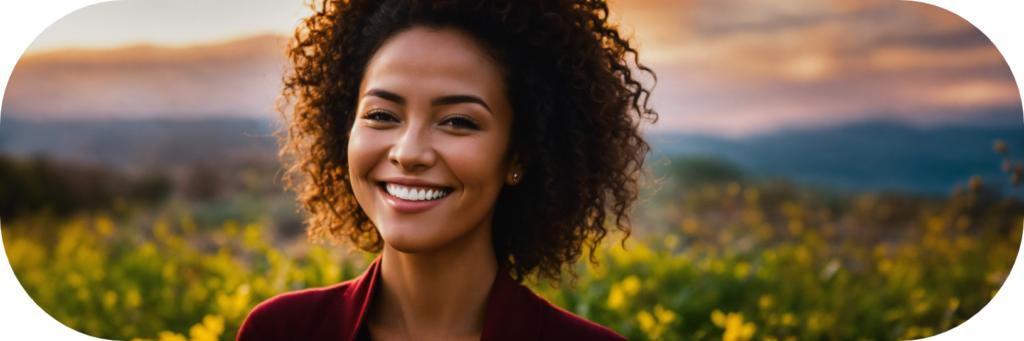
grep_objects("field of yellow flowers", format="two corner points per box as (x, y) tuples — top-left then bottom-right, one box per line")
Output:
(3, 162), (1022, 341)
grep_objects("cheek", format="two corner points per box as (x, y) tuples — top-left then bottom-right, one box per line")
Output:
(347, 129), (390, 195)
(441, 135), (508, 194)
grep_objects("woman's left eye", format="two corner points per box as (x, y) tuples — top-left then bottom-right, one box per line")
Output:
(441, 116), (480, 130)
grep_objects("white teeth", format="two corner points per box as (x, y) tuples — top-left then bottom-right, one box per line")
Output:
(385, 183), (447, 201)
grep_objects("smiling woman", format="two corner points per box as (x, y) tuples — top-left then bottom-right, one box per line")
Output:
(237, 0), (657, 340)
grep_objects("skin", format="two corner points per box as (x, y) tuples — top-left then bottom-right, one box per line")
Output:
(347, 26), (525, 341)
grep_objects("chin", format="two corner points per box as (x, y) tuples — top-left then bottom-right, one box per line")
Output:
(377, 219), (488, 255)
(377, 226), (450, 254)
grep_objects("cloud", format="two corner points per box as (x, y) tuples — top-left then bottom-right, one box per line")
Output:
(4, 35), (286, 120)
(3, 0), (1018, 137)
(613, 0), (1019, 135)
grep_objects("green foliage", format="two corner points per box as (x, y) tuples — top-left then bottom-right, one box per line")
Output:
(4, 159), (1022, 341)
(661, 155), (745, 189)
(0, 154), (172, 219)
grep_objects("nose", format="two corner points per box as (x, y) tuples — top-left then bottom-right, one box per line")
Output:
(388, 122), (436, 172)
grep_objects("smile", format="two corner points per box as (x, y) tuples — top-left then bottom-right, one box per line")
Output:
(383, 183), (450, 201)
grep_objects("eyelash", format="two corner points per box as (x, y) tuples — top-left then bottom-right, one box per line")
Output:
(362, 110), (398, 123)
(361, 110), (480, 130)
(441, 115), (480, 130)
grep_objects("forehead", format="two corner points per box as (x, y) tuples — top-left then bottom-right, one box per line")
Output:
(359, 27), (506, 98)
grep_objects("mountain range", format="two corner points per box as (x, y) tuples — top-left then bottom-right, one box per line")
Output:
(1, 117), (1021, 195)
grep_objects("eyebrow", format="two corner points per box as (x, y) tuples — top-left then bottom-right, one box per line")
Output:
(363, 88), (492, 114)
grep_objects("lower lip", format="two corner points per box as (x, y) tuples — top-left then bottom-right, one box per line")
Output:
(379, 184), (448, 214)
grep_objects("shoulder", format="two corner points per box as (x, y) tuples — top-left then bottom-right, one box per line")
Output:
(534, 296), (626, 341)
(504, 282), (624, 341)
(237, 280), (357, 341)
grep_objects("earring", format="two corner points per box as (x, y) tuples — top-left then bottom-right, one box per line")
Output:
(513, 173), (519, 183)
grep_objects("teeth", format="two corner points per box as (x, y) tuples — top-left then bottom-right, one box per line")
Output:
(385, 183), (448, 201)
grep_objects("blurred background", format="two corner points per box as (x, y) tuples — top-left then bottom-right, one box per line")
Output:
(1, 0), (1022, 340)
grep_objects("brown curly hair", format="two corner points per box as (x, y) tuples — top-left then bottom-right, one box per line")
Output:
(279, 0), (657, 282)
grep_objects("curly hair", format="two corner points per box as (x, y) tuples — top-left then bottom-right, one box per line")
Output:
(279, 0), (657, 282)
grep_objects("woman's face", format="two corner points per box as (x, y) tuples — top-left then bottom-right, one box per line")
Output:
(348, 26), (519, 253)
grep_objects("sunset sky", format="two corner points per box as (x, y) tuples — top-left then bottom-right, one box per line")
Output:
(5, 0), (1022, 136)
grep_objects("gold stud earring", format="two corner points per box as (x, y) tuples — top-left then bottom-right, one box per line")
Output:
(513, 173), (519, 183)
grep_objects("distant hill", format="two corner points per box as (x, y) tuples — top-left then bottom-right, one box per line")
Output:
(0, 118), (279, 173)
(651, 121), (1024, 194)
(1, 118), (1022, 195)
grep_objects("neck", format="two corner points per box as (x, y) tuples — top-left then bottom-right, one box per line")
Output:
(369, 224), (498, 340)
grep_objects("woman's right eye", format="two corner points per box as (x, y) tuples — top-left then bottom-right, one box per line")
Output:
(363, 111), (398, 123)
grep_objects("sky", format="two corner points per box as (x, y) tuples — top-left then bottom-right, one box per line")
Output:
(3, 0), (1022, 136)
(24, 0), (313, 54)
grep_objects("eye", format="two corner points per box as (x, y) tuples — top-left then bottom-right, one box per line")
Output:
(440, 115), (480, 130)
(362, 110), (399, 123)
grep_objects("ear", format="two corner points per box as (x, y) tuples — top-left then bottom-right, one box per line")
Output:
(506, 149), (527, 185)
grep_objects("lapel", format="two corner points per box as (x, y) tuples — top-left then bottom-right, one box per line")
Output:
(479, 266), (544, 341)
(316, 256), (544, 341)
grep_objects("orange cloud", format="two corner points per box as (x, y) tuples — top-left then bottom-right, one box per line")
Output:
(3, 0), (1017, 137)
(4, 35), (285, 120)
(610, 0), (1018, 134)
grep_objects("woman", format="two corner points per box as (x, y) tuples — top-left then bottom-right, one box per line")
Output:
(238, 0), (656, 340)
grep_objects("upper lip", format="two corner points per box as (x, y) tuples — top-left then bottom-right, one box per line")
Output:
(379, 177), (450, 188)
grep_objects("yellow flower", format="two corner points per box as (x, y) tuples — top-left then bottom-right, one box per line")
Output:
(794, 246), (811, 265)
(607, 284), (625, 309)
(878, 259), (893, 273)
(758, 295), (773, 310)
(712, 309), (727, 328)
(922, 327), (935, 338)
(94, 217), (114, 237)
(682, 218), (701, 235)
(156, 331), (187, 341)
(223, 220), (240, 236)
(734, 262), (751, 279)
(781, 313), (795, 326)
(189, 315), (225, 341)
(621, 276), (642, 296)
(203, 315), (225, 336)
(713, 311), (755, 341)
(664, 234), (679, 249)
(902, 326), (921, 340)
(243, 224), (262, 248)
(126, 289), (142, 309)
(654, 305), (676, 324)
(103, 291), (118, 310)
(638, 310), (656, 332)
(68, 273), (84, 288)
(217, 284), (252, 319)
(788, 221), (804, 236)
(638, 307), (674, 341)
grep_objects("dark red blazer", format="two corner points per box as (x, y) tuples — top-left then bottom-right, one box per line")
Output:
(237, 256), (625, 341)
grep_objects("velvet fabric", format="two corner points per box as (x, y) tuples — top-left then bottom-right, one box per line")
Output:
(237, 256), (625, 341)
